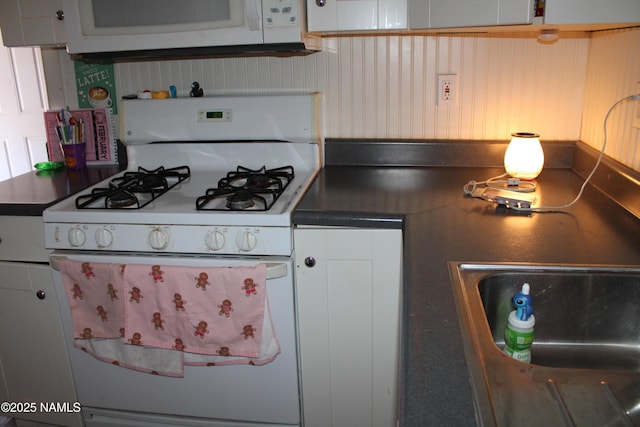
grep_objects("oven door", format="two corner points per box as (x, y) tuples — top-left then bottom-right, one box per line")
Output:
(49, 251), (299, 426)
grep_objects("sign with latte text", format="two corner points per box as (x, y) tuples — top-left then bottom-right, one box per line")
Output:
(74, 61), (117, 115)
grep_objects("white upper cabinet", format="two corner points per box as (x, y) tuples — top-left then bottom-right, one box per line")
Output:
(409, 0), (533, 29)
(306, 0), (407, 31)
(408, 0), (639, 29)
(543, 0), (640, 25)
(0, 0), (66, 47)
(307, 0), (639, 32)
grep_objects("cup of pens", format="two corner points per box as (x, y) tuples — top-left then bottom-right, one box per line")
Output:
(61, 142), (86, 170)
(57, 109), (86, 170)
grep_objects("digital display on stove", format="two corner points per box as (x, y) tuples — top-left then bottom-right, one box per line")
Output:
(197, 109), (232, 122)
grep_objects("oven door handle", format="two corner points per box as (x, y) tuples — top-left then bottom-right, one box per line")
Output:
(49, 256), (288, 280)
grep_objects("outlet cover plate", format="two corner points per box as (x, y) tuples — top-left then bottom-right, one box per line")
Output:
(437, 74), (457, 106)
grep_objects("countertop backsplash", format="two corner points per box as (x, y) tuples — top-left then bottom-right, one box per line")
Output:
(108, 32), (589, 142)
(53, 28), (639, 172)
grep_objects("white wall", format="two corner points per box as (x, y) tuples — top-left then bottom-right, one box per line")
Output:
(56, 27), (640, 171)
(581, 27), (640, 171)
(110, 32), (589, 142)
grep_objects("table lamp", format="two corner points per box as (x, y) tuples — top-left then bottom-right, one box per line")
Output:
(504, 132), (544, 180)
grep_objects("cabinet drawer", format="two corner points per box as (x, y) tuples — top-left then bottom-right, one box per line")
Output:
(0, 261), (33, 291)
(0, 216), (49, 262)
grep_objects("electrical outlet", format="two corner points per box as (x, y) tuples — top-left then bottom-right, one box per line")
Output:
(633, 81), (640, 129)
(437, 74), (457, 106)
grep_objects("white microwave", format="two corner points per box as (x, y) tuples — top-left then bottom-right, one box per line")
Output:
(63, 0), (313, 57)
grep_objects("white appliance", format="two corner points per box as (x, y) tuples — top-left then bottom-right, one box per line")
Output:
(43, 94), (322, 427)
(63, 0), (312, 55)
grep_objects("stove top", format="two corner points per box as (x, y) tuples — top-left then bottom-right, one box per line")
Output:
(73, 164), (296, 212)
(46, 141), (316, 224)
(76, 166), (192, 210)
(196, 165), (294, 211)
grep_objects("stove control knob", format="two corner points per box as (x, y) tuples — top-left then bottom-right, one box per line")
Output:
(68, 227), (86, 247)
(236, 231), (258, 252)
(148, 228), (170, 250)
(95, 228), (113, 248)
(205, 230), (226, 251)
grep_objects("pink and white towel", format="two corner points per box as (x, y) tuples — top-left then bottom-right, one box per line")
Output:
(58, 259), (280, 377)
(60, 260), (126, 340)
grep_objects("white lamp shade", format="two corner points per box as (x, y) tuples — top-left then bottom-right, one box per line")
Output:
(504, 132), (544, 180)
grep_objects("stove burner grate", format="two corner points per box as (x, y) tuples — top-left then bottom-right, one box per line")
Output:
(75, 165), (191, 209)
(196, 165), (294, 211)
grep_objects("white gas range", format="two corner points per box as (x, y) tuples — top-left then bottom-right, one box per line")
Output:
(43, 94), (321, 427)
(44, 94), (321, 256)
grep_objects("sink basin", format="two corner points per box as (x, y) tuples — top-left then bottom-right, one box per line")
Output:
(449, 262), (640, 427)
(479, 270), (640, 371)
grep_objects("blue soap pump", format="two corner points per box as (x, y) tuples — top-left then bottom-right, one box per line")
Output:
(503, 283), (535, 363)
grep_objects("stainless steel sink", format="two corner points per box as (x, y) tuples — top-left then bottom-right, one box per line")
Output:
(479, 270), (640, 371)
(449, 262), (640, 427)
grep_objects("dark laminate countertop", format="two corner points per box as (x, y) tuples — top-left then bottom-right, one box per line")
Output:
(0, 165), (122, 216)
(293, 140), (640, 426)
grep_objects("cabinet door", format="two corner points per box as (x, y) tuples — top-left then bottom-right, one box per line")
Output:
(0, 262), (81, 426)
(544, 0), (640, 25)
(409, 0), (533, 28)
(294, 228), (402, 427)
(0, 0), (66, 47)
(307, 0), (377, 31)
(306, 0), (407, 31)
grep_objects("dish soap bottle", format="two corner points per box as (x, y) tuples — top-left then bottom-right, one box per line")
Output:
(503, 283), (535, 363)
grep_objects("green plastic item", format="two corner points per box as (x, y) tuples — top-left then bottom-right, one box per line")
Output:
(34, 161), (65, 170)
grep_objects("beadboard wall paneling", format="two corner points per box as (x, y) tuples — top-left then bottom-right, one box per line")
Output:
(581, 27), (640, 171)
(113, 33), (589, 142)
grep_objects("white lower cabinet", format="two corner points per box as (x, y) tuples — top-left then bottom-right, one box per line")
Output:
(0, 262), (81, 427)
(294, 227), (402, 427)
